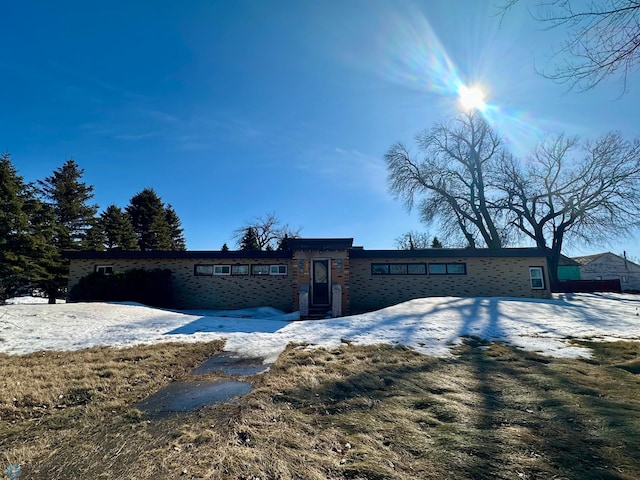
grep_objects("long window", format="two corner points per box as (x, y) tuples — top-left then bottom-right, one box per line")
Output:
(95, 265), (113, 275)
(195, 263), (287, 277)
(371, 263), (429, 275)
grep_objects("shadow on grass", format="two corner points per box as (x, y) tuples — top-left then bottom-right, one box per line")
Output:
(271, 342), (640, 479)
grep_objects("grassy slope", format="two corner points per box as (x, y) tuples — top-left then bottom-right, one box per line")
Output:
(1, 339), (640, 479)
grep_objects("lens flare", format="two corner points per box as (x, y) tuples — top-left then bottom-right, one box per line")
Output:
(458, 85), (487, 112)
(367, 5), (555, 157)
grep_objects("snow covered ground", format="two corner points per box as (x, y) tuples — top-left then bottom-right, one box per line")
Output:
(1, 293), (639, 362)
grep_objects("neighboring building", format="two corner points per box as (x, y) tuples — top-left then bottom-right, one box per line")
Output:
(66, 238), (552, 316)
(574, 252), (640, 293)
(557, 255), (582, 281)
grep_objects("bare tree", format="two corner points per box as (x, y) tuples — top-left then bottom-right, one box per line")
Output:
(233, 212), (301, 251)
(386, 111), (510, 249)
(395, 231), (432, 250)
(500, 0), (640, 92)
(499, 132), (640, 285)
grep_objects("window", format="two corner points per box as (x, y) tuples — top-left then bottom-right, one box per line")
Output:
(372, 264), (390, 275)
(446, 263), (466, 274)
(407, 263), (426, 274)
(428, 263), (467, 275)
(232, 265), (249, 275)
(194, 265), (214, 276)
(252, 265), (270, 276)
(529, 267), (545, 289)
(372, 263), (427, 275)
(95, 265), (113, 275)
(390, 264), (408, 275)
(270, 265), (287, 275)
(428, 264), (447, 275)
(213, 265), (231, 275)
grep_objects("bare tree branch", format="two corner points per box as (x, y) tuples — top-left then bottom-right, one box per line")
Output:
(498, 131), (640, 284)
(498, 0), (640, 93)
(233, 212), (302, 250)
(386, 111), (510, 249)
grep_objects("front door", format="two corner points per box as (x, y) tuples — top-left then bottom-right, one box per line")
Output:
(312, 259), (330, 306)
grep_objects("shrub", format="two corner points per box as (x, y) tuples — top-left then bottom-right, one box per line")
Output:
(69, 268), (173, 308)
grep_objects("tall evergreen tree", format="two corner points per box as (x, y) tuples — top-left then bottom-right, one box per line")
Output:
(0, 154), (57, 301)
(126, 188), (172, 250)
(431, 236), (443, 248)
(0, 154), (35, 300)
(36, 159), (98, 302)
(29, 201), (63, 303)
(239, 227), (260, 251)
(100, 205), (139, 251)
(37, 159), (98, 251)
(165, 204), (186, 251)
(82, 220), (106, 251)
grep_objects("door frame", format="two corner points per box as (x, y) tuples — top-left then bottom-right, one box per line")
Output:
(311, 258), (331, 307)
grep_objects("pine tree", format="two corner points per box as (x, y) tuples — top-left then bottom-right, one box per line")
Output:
(100, 205), (139, 250)
(165, 204), (186, 251)
(36, 159), (98, 302)
(82, 220), (106, 250)
(0, 154), (36, 300)
(29, 202), (63, 303)
(37, 159), (98, 251)
(221, 243), (229, 252)
(277, 234), (290, 250)
(126, 188), (172, 251)
(431, 236), (443, 248)
(239, 227), (260, 251)
(0, 154), (58, 302)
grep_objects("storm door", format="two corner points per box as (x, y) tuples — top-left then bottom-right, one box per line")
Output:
(311, 259), (330, 306)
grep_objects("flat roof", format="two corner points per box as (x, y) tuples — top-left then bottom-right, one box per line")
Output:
(349, 248), (547, 259)
(65, 246), (547, 260)
(64, 250), (292, 260)
(286, 238), (354, 250)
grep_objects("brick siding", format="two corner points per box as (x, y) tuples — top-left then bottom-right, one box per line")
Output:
(349, 255), (551, 314)
(66, 247), (551, 314)
(68, 257), (294, 311)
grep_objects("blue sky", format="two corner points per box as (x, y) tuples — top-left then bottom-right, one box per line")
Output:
(2, 0), (639, 260)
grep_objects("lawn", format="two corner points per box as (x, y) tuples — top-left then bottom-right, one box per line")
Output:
(2, 338), (640, 479)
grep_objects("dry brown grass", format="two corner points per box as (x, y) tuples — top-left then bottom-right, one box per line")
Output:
(2, 338), (640, 479)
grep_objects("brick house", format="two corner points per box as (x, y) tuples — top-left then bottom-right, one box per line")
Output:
(66, 238), (551, 316)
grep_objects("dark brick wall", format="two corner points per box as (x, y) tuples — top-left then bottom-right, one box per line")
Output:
(68, 257), (294, 311)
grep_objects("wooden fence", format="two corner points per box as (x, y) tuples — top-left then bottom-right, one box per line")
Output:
(554, 279), (622, 293)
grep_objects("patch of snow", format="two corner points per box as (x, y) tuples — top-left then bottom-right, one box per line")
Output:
(4, 296), (66, 305)
(1, 294), (639, 362)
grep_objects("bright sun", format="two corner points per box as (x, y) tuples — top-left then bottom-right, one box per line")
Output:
(458, 85), (487, 112)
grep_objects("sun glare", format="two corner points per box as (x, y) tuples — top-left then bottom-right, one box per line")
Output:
(458, 85), (487, 112)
